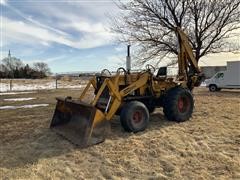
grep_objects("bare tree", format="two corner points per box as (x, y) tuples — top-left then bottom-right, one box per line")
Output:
(111, 0), (240, 65)
(33, 62), (51, 76)
(2, 56), (24, 77)
(2, 56), (23, 71)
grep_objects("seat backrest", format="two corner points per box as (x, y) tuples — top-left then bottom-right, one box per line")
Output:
(156, 67), (167, 77)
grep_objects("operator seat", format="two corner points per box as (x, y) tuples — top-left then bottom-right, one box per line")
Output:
(154, 66), (167, 80)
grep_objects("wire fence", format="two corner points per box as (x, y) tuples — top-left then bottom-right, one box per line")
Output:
(0, 77), (90, 92)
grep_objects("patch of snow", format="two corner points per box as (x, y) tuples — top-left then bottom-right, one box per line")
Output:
(200, 82), (207, 87)
(0, 104), (49, 110)
(0, 83), (9, 92)
(4, 97), (36, 101)
(0, 82), (84, 92)
(0, 91), (37, 96)
(0, 82), (56, 92)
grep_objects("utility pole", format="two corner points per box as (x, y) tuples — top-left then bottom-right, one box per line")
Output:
(8, 50), (11, 59)
(8, 50), (14, 78)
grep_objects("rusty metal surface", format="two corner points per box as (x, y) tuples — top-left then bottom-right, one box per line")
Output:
(50, 98), (109, 148)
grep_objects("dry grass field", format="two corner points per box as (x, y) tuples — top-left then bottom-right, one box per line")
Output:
(0, 87), (239, 179)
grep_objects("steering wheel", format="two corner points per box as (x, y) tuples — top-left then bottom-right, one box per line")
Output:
(117, 67), (127, 74)
(100, 69), (112, 76)
(145, 64), (156, 73)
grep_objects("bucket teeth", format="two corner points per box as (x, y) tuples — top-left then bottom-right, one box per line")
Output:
(50, 97), (109, 148)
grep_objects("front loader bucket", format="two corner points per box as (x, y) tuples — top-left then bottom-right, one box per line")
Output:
(50, 97), (110, 148)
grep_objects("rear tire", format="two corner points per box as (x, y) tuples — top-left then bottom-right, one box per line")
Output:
(209, 84), (217, 92)
(163, 87), (194, 122)
(120, 101), (149, 132)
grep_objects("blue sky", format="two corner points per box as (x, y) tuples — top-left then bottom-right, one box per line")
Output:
(0, 0), (126, 73)
(1, 0), (239, 73)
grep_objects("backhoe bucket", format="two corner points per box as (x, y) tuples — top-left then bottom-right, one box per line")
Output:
(50, 97), (110, 148)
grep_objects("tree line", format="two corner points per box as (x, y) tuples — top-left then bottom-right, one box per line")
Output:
(0, 56), (51, 79)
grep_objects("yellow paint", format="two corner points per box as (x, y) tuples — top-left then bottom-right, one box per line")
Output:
(92, 109), (106, 127)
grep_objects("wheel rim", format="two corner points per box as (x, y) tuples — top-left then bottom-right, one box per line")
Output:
(132, 110), (143, 124)
(210, 86), (216, 91)
(178, 96), (190, 113)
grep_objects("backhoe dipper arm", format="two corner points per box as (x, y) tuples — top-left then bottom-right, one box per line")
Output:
(175, 27), (204, 88)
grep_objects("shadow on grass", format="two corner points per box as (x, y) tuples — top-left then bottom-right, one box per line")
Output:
(108, 111), (176, 140)
(196, 89), (240, 97)
(0, 127), (75, 169)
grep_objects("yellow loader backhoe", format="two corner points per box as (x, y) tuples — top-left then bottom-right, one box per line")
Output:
(50, 27), (204, 148)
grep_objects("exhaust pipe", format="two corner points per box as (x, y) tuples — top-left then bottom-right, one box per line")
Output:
(126, 45), (131, 73)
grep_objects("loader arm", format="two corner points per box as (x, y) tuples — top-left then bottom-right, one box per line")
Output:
(92, 72), (150, 121)
(107, 72), (149, 120)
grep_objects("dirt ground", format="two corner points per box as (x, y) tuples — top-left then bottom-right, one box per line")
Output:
(0, 88), (239, 179)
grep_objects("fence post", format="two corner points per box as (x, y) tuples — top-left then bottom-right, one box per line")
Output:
(10, 80), (12, 91)
(55, 75), (58, 89)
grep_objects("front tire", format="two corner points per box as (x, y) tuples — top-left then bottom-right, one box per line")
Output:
(163, 87), (194, 122)
(120, 101), (149, 132)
